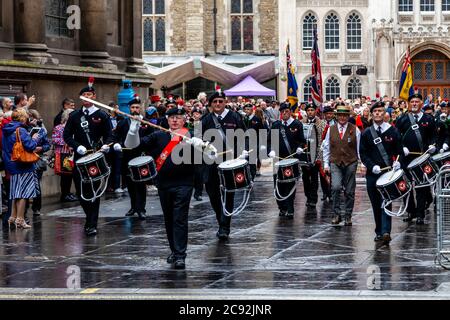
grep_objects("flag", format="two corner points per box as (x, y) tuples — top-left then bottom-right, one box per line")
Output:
(311, 28), (323, 109)
(286, 41), (299, 110)
(399, 46), (414, 100)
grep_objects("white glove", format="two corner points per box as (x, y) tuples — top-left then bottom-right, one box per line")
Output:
(205, 142), (218, 158)
(403, 147), (410, 157)
(113, 143), (122, 152)
(239, 150), (250, 160)
(428, 145), (436, 154)
(393, 161), (401, 171)
(372, 165), (382, 175)
(443, 143), (449, 151)
(77, 146), (87, 155)
(186, 137), (206, 149)
(296, 147), (304, 155)
(268, 151), (276, 159)
(260, 145), (267, 152)
(101, 145), (110, 153)
(129, 116), (142, 135)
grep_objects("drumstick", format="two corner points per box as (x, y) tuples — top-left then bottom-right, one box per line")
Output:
(216, 150), (233, 157)
(409, 152), (423, 155)
(389, 155), (400, 180)
(380, 166), (392, 172)
(87, 143), (114, 155)
(284, 152), (299, 160)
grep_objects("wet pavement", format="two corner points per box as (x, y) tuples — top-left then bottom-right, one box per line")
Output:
(0, 169), (450, 297)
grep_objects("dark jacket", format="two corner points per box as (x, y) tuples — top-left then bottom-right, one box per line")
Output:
(2, 121), (38, 175)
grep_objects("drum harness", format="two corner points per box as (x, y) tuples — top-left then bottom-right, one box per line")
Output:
(370, 126), (410, 217)
(274, 125), (299, 201)
(213, 115), (253, 216)
(77, 113), (110, 202)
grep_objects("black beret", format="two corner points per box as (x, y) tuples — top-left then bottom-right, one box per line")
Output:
(370, 101), (386, 113)
(305, 104), (316, 111)
(279, 102), (291, 112)
(79, 77), (96, 96)
(166, 108), (186, 117)
(440, 101), (448, 108)
(191, 107), (202, 114)
(323, 106), (334, 113)
(165, 98), (177, 107)
(208, 89), (226, 105)
(128, 95), (141, 106)
(408, 93), (423, 102)
(243, 103), (253, 109)
(423, 104), (433, 111)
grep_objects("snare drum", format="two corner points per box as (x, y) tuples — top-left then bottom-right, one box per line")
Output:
(76, 152), (110, 183)
(274, 159), (301, 183)
(407, 153), (438, 187)
(298, 124), (318, 166)
(128, 156), (157, 182)
(376, 169), (411, 202)
(431, 151), (450, 171)
(218, 159), (252, 191)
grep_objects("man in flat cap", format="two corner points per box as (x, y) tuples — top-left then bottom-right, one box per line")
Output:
(396, 93), (437, 225)
(322, 103), (361, 226)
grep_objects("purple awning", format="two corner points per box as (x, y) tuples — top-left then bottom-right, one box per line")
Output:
(224, 75), (276, 97)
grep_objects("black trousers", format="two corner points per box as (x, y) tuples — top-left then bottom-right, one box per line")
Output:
(194, 164), (205, 197)
(406, 186), (432, 219)
(126, 176), (147, 213)
(367, 175), (392, 236)
(73, 170), (101, 229)
(60, 174), (74, 198)
(302, 164), (319, 204)
(205, 165), (234, 234)
(158, 185), (193, 260)
(274, 176), (296, 213)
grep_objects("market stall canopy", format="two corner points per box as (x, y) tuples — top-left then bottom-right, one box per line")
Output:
(224, 75), (275, 96)
(145, 57), (196, 89)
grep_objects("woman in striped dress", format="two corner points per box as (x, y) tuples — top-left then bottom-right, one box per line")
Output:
(2, 108), (40, 229)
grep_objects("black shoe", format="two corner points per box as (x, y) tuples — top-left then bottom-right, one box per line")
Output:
(382, 233), (392, 244)
(194, 195), (203, 201)
(32, 211), (41, 217)
(416, 217), (424, 225)
(321, 195), (328, 201)
(125, 209), (135, 217)
(285, 212), (294, 220)
(174, 259), (186, 270)
(216, 229), (229, 241)
(137, 211), (147, 221)
(61, 195), (77, 203)
(331, 215), (342, 225)
(85, 227), (97, 237)
(374, 235), (383, 242)
(279, 210), (287, 217)
(403, 215), (414, 222)
(306, 202), (316, 208)
(344, 217), (352, 226)
(167, 253), (175, 264)
(68, 194), (78, 201)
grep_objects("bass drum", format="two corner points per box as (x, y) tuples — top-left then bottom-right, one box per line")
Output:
(298, 123), (318, 166)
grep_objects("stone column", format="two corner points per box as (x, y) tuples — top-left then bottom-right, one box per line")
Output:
(186, 0), (204, 55)
(79, 0), (117, 70)
(126, 0), (148, 73)
(14, 0), (58, 64)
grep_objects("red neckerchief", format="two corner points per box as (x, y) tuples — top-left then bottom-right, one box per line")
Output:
(155, 128), (189, 172)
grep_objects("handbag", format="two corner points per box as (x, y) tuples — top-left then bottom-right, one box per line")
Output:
(54, 147), (74, 176)
(11, 128), (40, 163)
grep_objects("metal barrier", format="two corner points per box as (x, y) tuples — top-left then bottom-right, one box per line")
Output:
(435, 164), (450, 269)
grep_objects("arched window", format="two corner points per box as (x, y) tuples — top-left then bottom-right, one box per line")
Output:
(142, 0), (166, 52)
(443, 0), (450, 11)
(347, 13), (361, 50)
(347, 78), (362, 100)
(302, 13), (317, 50)
(231, 0), (254, 51)
(325, 13), (339, 50)
(303, 77), (313, 103)
(399, 0), (413, 12)
(420, 0), (435, 11)
(326, 77), (341, 101)
(45, 0), (73, 37)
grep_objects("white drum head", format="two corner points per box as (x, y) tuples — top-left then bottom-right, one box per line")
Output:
(376, 169), (404, 187)
(76, 152), (103, 164)
(129, 156), (154, 166)
(218, 159), (248, 170)
(432, 151), (450, 162)
(408, 153), (430, 168)
(275, 158), (300, 168)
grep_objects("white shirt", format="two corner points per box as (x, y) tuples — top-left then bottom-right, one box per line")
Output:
(322, 122), (361, 169)
(82, 106), (99, 116)
(412, 112), (423, 122)
(214, 109), (229, 119)
(281, 117), (294, 127)
(373, 122), (391, 135)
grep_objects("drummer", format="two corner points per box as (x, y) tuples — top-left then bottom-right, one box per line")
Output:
(396, 93), (437, 225)
(359, 101), (402, 243)
(124, 108), (201, 270)
(63, 78), (116, 236)
(113, 95), (149, 220)
(436, 101), (450, 155)
(301, 103), (326, 209)
(268, 102), (306, 218)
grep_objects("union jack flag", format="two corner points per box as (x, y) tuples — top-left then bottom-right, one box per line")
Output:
(311, 28), (323, 109)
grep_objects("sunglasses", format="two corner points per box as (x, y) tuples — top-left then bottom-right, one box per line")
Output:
(213, 99), (224, 104)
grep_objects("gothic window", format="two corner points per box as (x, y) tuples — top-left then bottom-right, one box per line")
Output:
(326, 77), (341, 101)
(347, 78), (362, 100)
(45, 0), (73, 37)
(303, 13), (317, 50)
(303, 77), (313, 103)
(142, 0), (165, 52)
(399, 0), (413, 12)
(347, 13), (362, 50)
(231, 0), (254, 51)
(443, 0), (450, 11)
(420, 0), (435, 11)
(325, 13), (339, 50)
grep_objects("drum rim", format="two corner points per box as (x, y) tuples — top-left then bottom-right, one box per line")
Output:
(407, 153), (430, 168)
(76, 152), (104, 164)
(218, 158), (248, 169)
(275, 158), (300, 167)
(128, 156), (155, 166)
(376, 169), (405, 186)
(432, 151), (450, 161)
